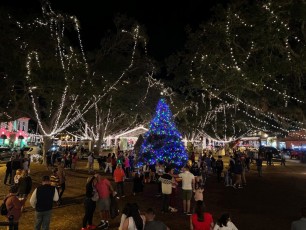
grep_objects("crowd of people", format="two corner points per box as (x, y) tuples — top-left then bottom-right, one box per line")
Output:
(79, 149), (241, 230)
(1, 147), (302, 230)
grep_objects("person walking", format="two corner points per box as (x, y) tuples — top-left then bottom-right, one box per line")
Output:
(114, 164), (126, 198)
(159, 167), (174, 213)
(17, 170), (32, 211)
(104, 153), (112, 174)
(71, 153), (78, 170)
(240, 157), (247, 186)
(124, 154), (130, 178)
(132, 172), (144, 196)
(179, 165), (195, 215)
(88, 153), (94, 173)
(232, 160), (243, 189)
(22, 157), (30, 172)
(30, 175), (59, 230)
(4, 185), (26, 230)
(57, 163), (66, 205)
(215, 156), (224, 183)
(169, 168), (179, 212)
(190, 201), (214, 230)
(95, 173), (114, 229)
(281, 151), (286, 166)
(82, 175), (98, 230)
(256, 156), (263, 177)
(4, 157), (12, 185)
(193, 177), (204, 202)
(213, 213), (238, 230)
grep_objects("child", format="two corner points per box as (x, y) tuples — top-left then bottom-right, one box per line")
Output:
(14, 169), (22, 186)
(193, 177), (205, 201)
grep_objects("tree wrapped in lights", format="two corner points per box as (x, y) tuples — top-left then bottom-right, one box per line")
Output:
(138, 98), (188, 168)
(166, 0), (306, 140)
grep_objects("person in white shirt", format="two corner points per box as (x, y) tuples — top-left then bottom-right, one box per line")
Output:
(179, 166), (195, 215)
(30, 175), (59, 230)
(213, 213), (238, 230)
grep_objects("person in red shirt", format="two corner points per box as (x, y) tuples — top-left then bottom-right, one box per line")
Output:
(113, 164), (126, 198)
(190, 201), (214, 230)
(95, 174), (114, 229)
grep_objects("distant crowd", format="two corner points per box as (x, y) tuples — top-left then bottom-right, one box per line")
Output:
(1, 148), (304, 230)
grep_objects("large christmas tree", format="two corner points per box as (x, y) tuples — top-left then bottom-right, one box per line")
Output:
(138, 98), (188, 168)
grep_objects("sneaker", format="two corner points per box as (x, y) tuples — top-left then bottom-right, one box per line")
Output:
(183, 211), (187, 214)
(186, 212), (192, 215)
(170, 207), (178, 213)
(238, 186), (243, 189)
(87, 225), (97, 229)
(97, 221), (106, 228)
(101, 222), (109, 229)
(121, 195), (126, 198)
(232, 185), (237, 189)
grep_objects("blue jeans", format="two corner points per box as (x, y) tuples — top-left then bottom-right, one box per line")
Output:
(35, 210), (52, 230)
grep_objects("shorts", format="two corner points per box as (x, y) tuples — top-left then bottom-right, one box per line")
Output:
(182, 189), (192, 200)
(97, 198), (111, 211)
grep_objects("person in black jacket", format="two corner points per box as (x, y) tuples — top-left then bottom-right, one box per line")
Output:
(4, 157), (12, 185)
(11, 156), (22, 185)
(215, 156), (224, 182)
(30, 175), (59, 230)
(18, 170), (32, 194)
(82, 175), (98, 230)
(18, 170), (32, 211)
(233, 159), (243, 189)
(159, 167), (174, 213)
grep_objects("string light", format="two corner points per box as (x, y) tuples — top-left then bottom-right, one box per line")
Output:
(138, 98), (188, 168)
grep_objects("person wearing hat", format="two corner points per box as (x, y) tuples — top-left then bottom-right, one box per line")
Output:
(4, 185), (26, 229)
(30, 175), (59, 230)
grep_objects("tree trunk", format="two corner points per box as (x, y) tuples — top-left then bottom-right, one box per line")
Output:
(42, 136), (52, 165)
(93, 127), (105, 156)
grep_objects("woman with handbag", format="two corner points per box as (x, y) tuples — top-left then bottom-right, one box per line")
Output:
(82, 175), (98, 230)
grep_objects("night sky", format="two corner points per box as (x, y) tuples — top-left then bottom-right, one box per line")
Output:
(1, 0), (227, 61)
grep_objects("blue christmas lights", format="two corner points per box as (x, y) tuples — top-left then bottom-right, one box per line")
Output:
(138, 98), (188, 168)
